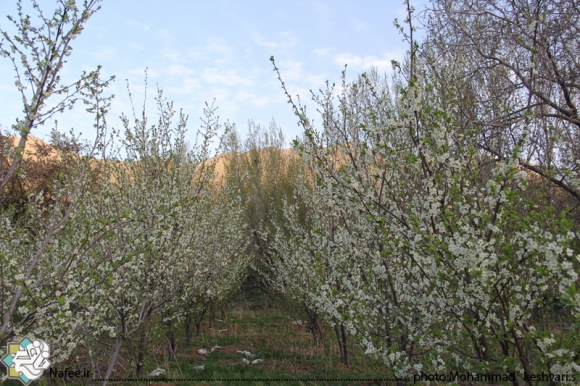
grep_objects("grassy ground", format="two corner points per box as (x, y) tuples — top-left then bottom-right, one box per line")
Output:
(2, 292), (396, 386)
(140, 294), (394, 386)
(4, 289), (574, 385)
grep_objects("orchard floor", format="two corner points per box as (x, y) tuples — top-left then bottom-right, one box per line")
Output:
(140, 295), (394, 386)
(4, 292), (396, 386)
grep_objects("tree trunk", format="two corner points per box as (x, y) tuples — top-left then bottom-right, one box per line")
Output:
(194, 308), (206, 335)
(304, 305), (324, 347)
(334, 322), (349, 366)
(135, 328), (147, 378)
(102, 337), (124, 386)
(185, 313), (193, 345)
(220, 305), (226, 321)
(166, 318), (177, 359)
(340, 322), (349, 366)
(208, 304), (215, 329)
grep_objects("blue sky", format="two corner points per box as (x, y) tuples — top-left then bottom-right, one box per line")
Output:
(0, 0), (426, 151)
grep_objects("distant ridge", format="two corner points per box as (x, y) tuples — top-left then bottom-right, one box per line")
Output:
(210, 147), (299, 181)
(4, 135), (301, 183)
(6, 135), (60, 162)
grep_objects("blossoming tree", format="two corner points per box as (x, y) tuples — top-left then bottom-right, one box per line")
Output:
(269, 13), (580, 379)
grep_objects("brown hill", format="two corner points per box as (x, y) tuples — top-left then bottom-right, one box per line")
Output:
(6, 135), (60, 161)
(210, 147), (300, 181)
(4, 135), (301, 185)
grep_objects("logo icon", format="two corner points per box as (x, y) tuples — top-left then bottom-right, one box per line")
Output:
(2, 337), (51, 384)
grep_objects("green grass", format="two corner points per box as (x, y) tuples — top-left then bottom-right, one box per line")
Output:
(134, 293), (393, 385)
(17, 291), (577, 385)
(23, 292), (394, 385)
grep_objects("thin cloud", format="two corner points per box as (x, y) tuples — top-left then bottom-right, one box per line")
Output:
(165, 65), (196, 77)
(127, 68), (160, 78)
(127, 42), (145, 51)
(252, 30), (297, 49)
(166, 78), (200, 94)
(350, 17), (369, 33)
(334, 52), (403, 73)
(278, 61), (304, 80)
(252, 96), (270, 107)
(253, 38), (278, 49)
(285, 84), (312, 103)
(154, 28), (173, 44)
(310, 2), (334, 27)
(202, 68), (254, 87)
(304, 74), (328, 90)
(91, 46), (116, 61)
(205, 88), (237, 116)
(235, 91), (271, 108)
(187, 39), (233, 61)
(125, 20), (150, 32)
(313, 47), (332, 56)
(162, 51), (182, 63)
(277, 61), (327, 91)
(234, 90), (253, 101)
(204, 38), (231, 54)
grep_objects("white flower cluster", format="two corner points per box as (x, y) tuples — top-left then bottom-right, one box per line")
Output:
(0, 89), (249, 377)
(268, 67), (579, 379)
